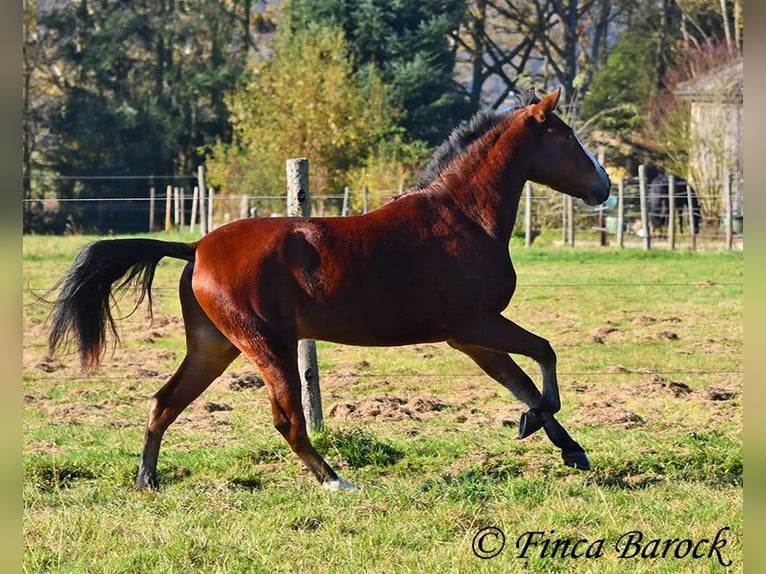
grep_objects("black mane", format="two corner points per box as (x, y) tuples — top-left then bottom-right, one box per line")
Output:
(414, 109), (506, 189)
(413, 88), (540, 190)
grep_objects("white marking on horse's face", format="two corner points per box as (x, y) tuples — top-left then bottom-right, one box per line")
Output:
(322, 476), (359, 491)
(578, 138), (611, 192)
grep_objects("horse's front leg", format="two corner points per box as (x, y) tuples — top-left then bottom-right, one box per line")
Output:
(448, 316), (590, 470)
(451, 315), (562, 413)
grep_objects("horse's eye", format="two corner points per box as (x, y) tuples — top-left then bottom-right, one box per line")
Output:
(566, 132), (575, 143)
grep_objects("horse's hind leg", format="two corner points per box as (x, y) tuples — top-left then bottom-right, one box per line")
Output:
(233, 336), (355, 490)
(137, 264), (240, 489)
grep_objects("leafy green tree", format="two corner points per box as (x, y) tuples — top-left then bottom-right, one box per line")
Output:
(580, 26), (658, 136)
(205, 25), (398, 211)
(24, 0), (257, 231)
(286, 0), (472, 145)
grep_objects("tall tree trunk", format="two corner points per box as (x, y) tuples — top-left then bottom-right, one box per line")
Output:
(719, 0), (732, 52)
(469, 0), (487, 110)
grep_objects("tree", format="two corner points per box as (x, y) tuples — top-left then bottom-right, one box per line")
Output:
(454, 0), (625, 115)
(23, 0), (262, 231)
(286, 0), (472, 145)
(205, 25), (398, 212)
(580, 0), (742, 167)
(580, 20), (660, 137)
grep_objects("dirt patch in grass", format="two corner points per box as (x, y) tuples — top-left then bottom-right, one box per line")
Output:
(577, 401), (645, 428)
(328, 394), (451, 422)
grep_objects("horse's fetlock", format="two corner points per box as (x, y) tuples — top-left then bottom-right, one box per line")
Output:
(274, 418), (292, 437)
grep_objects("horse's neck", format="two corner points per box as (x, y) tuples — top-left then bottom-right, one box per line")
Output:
(442, 125), (529, 242)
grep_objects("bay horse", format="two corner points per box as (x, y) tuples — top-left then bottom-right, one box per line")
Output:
(48, 88), (610, 491)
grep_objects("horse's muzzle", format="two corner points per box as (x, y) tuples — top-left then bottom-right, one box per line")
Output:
(583, 185), (610, 206)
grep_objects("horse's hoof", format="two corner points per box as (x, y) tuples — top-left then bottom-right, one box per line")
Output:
(322, 475), (359, 492)
(562, 449), (591, 471)
(136, 468), (159, 490)
(518, 408), (544, 439)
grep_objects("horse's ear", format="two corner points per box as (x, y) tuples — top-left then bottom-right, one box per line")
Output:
(530, 87), (561, 123)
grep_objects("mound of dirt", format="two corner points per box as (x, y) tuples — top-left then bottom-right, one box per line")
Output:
(328, 394), (450, 422)
(589, 327), (622, 344)
(634, 375), (692, 397)
(702, 386), (739, 401)
(227, 372), (265, 391)
(578, 401), (644, 429)
(194, 401), (233, 413)
(35, 358), (65, 373)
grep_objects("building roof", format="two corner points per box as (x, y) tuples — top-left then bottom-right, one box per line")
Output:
(674, 57), (743, 103)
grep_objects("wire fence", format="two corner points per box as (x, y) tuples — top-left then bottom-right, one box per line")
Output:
(22, 170), (744, 250)
(23, 167), (743, 386)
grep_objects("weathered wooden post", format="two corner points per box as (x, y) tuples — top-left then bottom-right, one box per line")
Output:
(164, 184), (172, 233)
(149, 184), (156, 232)
(179, 188), (185, 227)
(724, 169), (733, 250)
(638, 164), (651, 250)
(207, 186), (215, 232)
(363, 185), (369, 215)
(286, 158), (323, 433)
(598, 148), (606, 246)
(617, 177), (625, 248)
(524, 182), (533, 247)
(568, 195), (575, 247)
(197, 165), (208, 235)
(687, 180), (697, 251)
(190, 186), (199, 233)
(668, 175), (676, 249)
(173, 187), (180, 229)
(342, 186), (351, 217)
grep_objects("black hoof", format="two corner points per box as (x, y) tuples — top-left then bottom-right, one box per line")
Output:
(136, 468), (159, 490)
(562, 449), (591, 471)
(518, 408), (544, 439)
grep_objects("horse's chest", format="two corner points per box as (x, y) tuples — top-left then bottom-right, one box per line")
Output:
(436, 246), (517, 312)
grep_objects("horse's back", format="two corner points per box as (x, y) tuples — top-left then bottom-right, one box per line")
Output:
(189, 204), (516, 346)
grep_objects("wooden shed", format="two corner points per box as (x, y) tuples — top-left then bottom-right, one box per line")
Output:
(674, 57), (743, 214)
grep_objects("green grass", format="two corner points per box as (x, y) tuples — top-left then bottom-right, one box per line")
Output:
(23, 232), (742, 573)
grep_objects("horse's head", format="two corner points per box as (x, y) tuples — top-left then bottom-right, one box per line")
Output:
(524, 88), (611, 206)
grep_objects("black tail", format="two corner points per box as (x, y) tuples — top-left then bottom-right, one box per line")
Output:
(48, 239), (196, 371)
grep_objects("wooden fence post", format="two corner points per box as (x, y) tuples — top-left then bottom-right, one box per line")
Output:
(561, 195), (568, 245)
(524, 182), (533, 247)
(285, 158), (323, 433)
(149, 185), (156, 232)
(342, 186), (351, 217)
(724, 169), (733, 250)
(190, 186), (199, 233)
(568, 195), (575, 247)
(617, 177), (625, 248)
(687, 181), (697, 251)
(164, 184), (172, 232)
(239, 195), (250, 220)
(598, 148), (606, 246)
(207, 186), (214, 232)
(363, 185), (369, 214)
(668, 175), (676, 249)
(638, 164), (651, 250)
(197, 165), (208, 235)
(180, 188), (185, 227)
(173, 187), (180, 229)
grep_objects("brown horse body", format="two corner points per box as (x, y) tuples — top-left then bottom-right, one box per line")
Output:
(49, 89), (610, 490)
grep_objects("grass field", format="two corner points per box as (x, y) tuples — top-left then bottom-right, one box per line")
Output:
(23, 232), (743, 573)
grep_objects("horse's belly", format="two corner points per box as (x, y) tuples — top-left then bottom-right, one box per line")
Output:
(297, 297), (451, 346)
